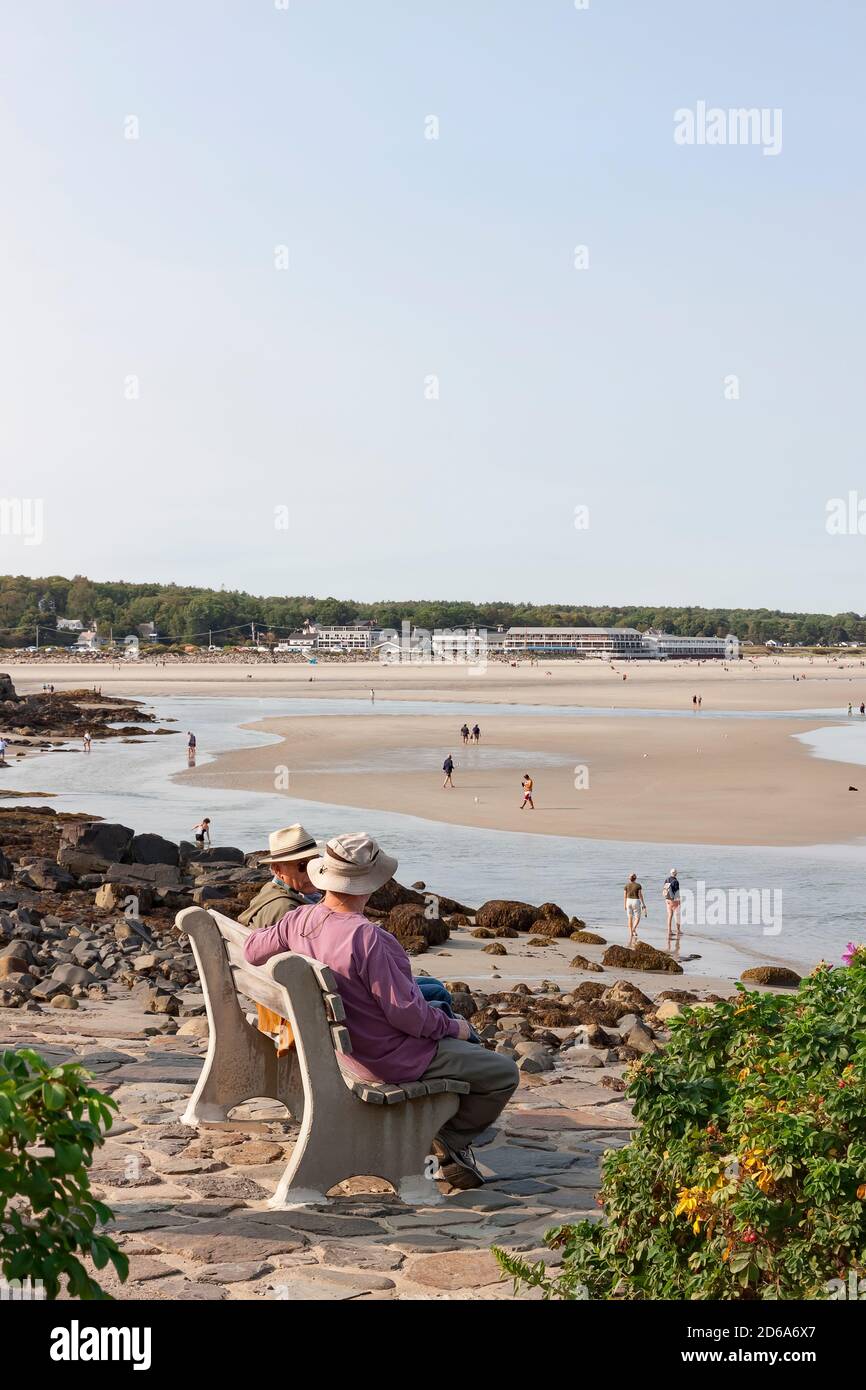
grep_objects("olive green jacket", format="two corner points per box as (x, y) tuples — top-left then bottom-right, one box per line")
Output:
(239, 882), (308, 931)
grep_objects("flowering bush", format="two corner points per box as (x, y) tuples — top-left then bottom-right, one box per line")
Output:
(495, 950), (866, 1299)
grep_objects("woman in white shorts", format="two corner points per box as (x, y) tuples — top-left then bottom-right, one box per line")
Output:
(623, 873), (646, 943)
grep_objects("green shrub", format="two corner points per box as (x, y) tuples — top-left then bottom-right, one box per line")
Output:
(0, 1048), (128, 1299)
(495, 953), (866, 1299)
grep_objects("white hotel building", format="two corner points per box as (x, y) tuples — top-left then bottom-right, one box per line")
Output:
(502, 627), (734, 659)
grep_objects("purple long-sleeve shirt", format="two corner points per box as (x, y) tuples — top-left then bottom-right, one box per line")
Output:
(243, 901), (459, 1083)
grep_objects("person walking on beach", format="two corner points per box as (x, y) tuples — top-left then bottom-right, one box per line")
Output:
(471, 723), (481, 744)
(370, 689), (375, 703)
(848, 703), (853, 716)
(460, 723), (470, 745)
(692, 694), (698, 710)
(0, 737), (7, 765)
(860, 702), (864, 716)
(187, 730), (197, 751)
(83, 731), (92, 753)
(519, 773), (535, 809)
(623, 873), (646, 943)
(442, 754), (455, 788)
(663, 868), (682, 944)
(193, 817), (211, 848)
(698, 694), (702, 708)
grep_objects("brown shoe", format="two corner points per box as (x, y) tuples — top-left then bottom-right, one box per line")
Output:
(432, 1138), (484, 1190)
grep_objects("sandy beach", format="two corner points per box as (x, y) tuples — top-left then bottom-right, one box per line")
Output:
(11, 652), (866, 708)
(11, 656), (866, 849)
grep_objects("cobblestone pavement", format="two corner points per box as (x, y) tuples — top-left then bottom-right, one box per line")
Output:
(0, 995), (636, 1301)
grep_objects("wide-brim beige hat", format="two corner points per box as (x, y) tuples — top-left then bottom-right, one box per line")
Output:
(258, 824), (322, 866)
(307, 832), (397, 896)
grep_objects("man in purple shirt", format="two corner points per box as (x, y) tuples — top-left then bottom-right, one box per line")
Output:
(244, 832), (519, 1190)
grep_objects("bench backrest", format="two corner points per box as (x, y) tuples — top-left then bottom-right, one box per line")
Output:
(176, 906), (354, 1108)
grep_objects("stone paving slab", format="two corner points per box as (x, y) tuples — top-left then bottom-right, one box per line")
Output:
(1, 999), (631, 1301)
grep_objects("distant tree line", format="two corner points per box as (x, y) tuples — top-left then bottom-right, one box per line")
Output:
(0, 573), (863, 648)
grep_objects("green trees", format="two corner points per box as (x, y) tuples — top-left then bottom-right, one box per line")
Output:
(2, 573), (866, 647)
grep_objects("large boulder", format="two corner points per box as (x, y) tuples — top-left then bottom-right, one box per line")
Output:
(740, 966), (801, 988)
(129, 833), (179, 866)
(0, 674), (18, 701)
(179, 842), (245, 865)
(104, 862), (182, 889)
(601, 943), (683, 974)
(383, 903), (450, 947)
(571, 930), (607, 945)
(367, 878), (472, 916)
(15, 858), (75, 892)
(59, 817), (134, 861)
(475, 900), (538, 934)
(600, 979), (653, 1015)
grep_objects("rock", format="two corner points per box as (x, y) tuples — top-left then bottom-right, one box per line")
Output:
(531, 907), (572, 938)
(448, 991), (476, 1020)
(654, 1000), (683, 1021)
(384, 903), (450, 947)
(600, 980), (653, 1015)
(366, 878), (471, 916)
(570, 930), (607, 944)
(740, 966), (801, 988)
(570, 954), (603, 972)
(59, 820), (134, 867)
(517, 1053), (554, 1073)
(51, 994), (79, 1010)
(16, 859), (75, 892)
(471, 927), (494, 939)
(105, 862), (182, 889)
(567, 1046), (605, 1068)
(141, 988), (180, 1016)
(177, 1017), (209, 1039)
(482, 942), (507, 956)
(475, 900), (537, 934)
(625, 1020), (660, 1055)
(572, 981), (606, 1002)
(601, 943), (683, 974)
(129, 833), (180, 866)
(0, 971), (35, 994)
(114, 918), (154, 944)
(51, 962), (98, 987)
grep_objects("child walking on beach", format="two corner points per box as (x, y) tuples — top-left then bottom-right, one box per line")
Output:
(520, 774), (534, 809)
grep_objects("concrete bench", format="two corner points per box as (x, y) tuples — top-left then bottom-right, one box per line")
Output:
(176, 905), (468, 1207)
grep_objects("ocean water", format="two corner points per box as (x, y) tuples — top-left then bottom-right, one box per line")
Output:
(1, 695), (864, 980)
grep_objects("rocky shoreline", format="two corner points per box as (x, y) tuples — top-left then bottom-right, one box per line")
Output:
(0, 804), (797, 1072)
(0, 673), (170, 769)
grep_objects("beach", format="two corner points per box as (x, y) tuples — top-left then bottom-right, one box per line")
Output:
(9, 655), (866, 851)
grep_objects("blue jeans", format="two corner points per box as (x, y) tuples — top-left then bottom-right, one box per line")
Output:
(418, 977), (480, 1043)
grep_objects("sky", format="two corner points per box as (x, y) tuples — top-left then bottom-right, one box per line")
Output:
(1, 1), (864, 612)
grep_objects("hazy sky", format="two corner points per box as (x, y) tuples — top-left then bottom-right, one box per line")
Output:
(2, 2), (864, 611)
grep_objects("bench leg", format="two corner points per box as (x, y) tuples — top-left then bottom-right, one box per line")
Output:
(182, 921), (285, 1125)
(268, 1092), (458, 1208)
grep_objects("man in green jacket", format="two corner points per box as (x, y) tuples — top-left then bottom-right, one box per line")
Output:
(240, 823), (323, 1051)
(240, 823), (322, 931)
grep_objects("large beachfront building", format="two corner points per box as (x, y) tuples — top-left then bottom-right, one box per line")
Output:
(502, 626), (734, 659)
(503, 626), (645, 658)
(641, 630), (732, 659)
(314, 624), (380, 652)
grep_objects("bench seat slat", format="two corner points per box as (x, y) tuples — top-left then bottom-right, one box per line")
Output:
(330, 1024), (352, 1054)
(442, 1078), (470, 1095)
(323, 991), (346, 1022)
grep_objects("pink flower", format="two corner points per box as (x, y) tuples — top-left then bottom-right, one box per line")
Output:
(842, 942), (862, 966)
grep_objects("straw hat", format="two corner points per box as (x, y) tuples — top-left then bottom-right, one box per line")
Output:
(307, 832), (397, 896)
(258, 823), (321, 866)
